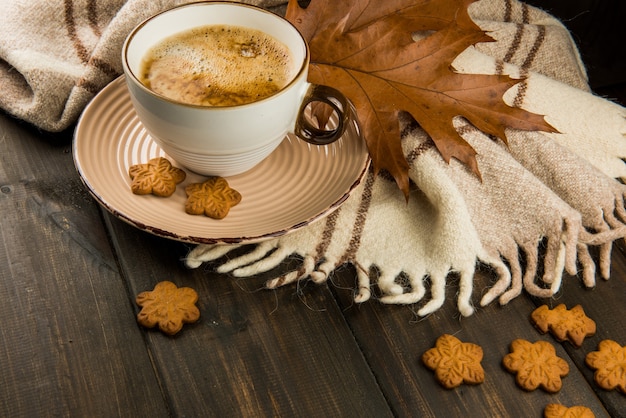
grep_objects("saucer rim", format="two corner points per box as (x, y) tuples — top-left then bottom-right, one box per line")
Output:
(73, 76), (370, 245)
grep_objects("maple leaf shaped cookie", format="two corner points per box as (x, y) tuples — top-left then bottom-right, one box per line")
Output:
(422, 334), (485, 389)
(129, 157), (186, 197)
(531, 304), (596, 347)
(543, 404), (595, 418)
(502, 339), (569, 393)
(136, 281), (200, 336)
(585, 339), (626, 394)
(185, 177), (242, 219)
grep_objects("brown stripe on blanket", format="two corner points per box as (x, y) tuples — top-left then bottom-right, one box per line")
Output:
(497, 23), (524, 74)
(64, 0), (90, 64)
(503, 0), (512, 22)
(87, 0), (102, 37)
(496, 1), (530, 75)
(406, 138), (435, 166)
(89, 57), (118, 77)
(522, 25), (546, 70)
(77, 57), (119, 94)
(521, 1), (529, 23)
(400, 115), (436, 165)
(315, 206), (340, 261)
(76, 78), (102, 94)
(513, 25), (547, 108)
(342, 169), (376, 262)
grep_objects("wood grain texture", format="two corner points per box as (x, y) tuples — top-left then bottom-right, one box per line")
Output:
(0, 116), (167, 417)
(0, 111), (625, 417)
(331, 267), (619, 418)
(104, 214), (392, 417)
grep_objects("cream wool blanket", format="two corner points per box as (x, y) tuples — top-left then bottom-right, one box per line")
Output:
(186, 0), (626, 316)
(0, 0), (286, 131)
(2, 0), (625, 316)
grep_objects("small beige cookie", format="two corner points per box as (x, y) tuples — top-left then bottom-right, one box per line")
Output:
(543, 404), (595, 418)
(502, 339), (569, 393)
(136, 281), (200, 336)
(530, 304), (596, 347)
(129, 157), (186, 197)
(185, 177), (242, 219)
(422, 334), (485, 389)
(585, 339), (626, 394)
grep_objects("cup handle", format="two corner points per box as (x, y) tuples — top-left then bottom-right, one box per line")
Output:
(294, 84), (352, 145)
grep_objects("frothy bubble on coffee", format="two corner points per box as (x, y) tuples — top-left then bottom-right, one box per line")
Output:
(139, 25), (295, 106)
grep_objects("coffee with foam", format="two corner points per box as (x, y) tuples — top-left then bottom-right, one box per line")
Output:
(139, 25), (294, 107)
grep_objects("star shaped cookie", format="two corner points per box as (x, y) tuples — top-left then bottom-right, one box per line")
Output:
(129, 157), (186, 197)
(136, 281), (200, 336)
(185, 177), (242, 219)
(502, 339), (569, 393)
(422, 334), (485, 389)
(543, 404), (595, 418)
(585, 339), (626, 394)
(530, 304), (596, 347)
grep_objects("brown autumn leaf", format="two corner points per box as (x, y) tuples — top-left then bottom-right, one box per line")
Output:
(286, 0), (558, 199)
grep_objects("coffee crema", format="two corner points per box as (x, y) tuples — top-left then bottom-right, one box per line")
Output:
(139, 24), (294, 107)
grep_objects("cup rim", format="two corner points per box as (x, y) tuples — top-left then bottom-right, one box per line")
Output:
(122, 1), (310, 109)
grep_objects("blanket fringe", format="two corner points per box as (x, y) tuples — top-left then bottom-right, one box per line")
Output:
(182, 3), (626, 319)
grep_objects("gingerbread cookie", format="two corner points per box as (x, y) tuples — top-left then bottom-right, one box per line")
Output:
(185, 177), (242, 219)
(544, 404), (595, 418)
(422, 334), (485, 389)
(585, 339), (626, 394)
(129, 157), (186, 197)
(502, 339), (569, 393)
(530, 304), (596, 347)
(136, 281), (200, 336)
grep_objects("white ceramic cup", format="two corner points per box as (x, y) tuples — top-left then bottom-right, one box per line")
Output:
(122, 1), (353, 177)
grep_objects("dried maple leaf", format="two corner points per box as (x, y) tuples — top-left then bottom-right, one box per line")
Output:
(286, 0), (557, 199)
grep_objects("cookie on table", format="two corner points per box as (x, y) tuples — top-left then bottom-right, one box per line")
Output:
(129, 157), (186, 197)
(185, 177), (242, 219)
(543, 404), (595, 418)
(530, 304), (596, 347)
(502, 339), (569, 393)
(136, 281), (200, 336)
(585, 339), (626, 394)
(422, 334), (485, 389)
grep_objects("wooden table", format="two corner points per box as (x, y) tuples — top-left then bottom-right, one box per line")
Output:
(1, 107), (624, 417)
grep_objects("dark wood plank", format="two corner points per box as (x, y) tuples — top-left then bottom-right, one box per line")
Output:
(534, 244), (626, 417)
(3, 108), (622, 417)
(104, 214), (393, 417)
(0, 116), (167, 417)
(330, 266), (615, 417)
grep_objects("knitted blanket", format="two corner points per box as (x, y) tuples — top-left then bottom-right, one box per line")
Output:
(3, 0), (624, 316)
(0, 0), (286, 131)
(186, 0), (626, 316)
